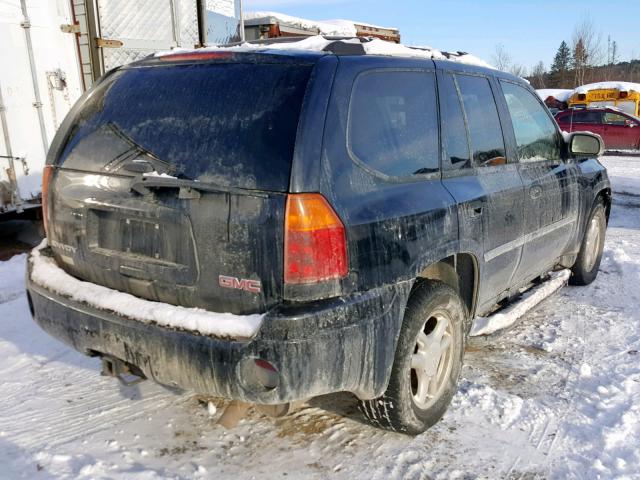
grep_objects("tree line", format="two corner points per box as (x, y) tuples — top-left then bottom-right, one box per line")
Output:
(493, 18), (640, 90)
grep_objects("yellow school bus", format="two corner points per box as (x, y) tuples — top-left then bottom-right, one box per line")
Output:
(568, 82), (640, 116)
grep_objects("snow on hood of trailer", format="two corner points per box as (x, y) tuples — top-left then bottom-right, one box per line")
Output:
(574, 81), (640, 94)
(157, 35), (493, 69)
(243, 11), (398, 36)
(536, 89), (573, 102)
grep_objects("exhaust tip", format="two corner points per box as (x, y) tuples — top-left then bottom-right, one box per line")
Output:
(238, 357), (280, 392)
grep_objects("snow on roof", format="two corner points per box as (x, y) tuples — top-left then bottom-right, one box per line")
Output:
(158, 35), (493, 69)
(243, 11), (397, 36)
(243, 11), (357, 36)
(575, 81), (640, 94)
(536, 89), (573, 102)
(319, 18), (397, 31)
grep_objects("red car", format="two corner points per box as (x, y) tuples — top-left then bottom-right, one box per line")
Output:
(555, 107), (640, 150)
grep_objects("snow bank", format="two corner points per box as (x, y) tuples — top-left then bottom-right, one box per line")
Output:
(470, 270), (571, 336)
(601, 155), (640, 197)
(0, 254), (26, 304)
(575, 81), (640, 94)
(536, 88), (573, 102)
(29, 240), (263, 339)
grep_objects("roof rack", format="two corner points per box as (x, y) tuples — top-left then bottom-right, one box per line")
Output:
(220, 35), (473, 58)
(220, 35), (368, 55)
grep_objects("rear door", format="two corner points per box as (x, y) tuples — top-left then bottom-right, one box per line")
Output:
(438, 71), (525, 309)
(558, 109), (606, 141)
(47, 58), (315, 315)
(498, 80), (579, 284)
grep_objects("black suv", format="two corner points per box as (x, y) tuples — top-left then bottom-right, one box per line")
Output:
(27, 39), (610, 434)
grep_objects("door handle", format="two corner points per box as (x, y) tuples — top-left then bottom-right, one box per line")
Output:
(529, 185), (543, 199)
(467, 201), (483, 217)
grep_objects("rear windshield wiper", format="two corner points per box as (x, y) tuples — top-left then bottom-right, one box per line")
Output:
(130, 175), (268, 198)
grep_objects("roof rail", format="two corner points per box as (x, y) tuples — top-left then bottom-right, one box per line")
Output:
(220, 35), (472, 58)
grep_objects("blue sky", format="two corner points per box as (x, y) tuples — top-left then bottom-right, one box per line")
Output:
(243, 0), (640, 71)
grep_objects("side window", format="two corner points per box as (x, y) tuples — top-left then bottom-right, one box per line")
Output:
(440, 73), (471, 169)
(571, 110), (603, 124)
(603, 112), (631, 125)
(455, 75), (507, 167)
(500, 81), (562, 162)
(348, 70), (439, 177)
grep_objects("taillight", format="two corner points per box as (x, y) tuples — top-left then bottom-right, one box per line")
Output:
(41, 165), (54, 238)
(284, 193), (348, 284)
(577, 94), (586, 101)
(619, 91), (628, 99)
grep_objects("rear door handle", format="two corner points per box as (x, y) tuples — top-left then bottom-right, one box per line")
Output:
(467, 200), (483, 217)
(529, 184), (543, 199)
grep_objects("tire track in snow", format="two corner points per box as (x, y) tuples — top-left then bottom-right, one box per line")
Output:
(504, 299), (588, 478)
(0, 355), (175, 450)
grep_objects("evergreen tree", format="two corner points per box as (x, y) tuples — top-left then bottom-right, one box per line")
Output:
(550, 41), (571, 88)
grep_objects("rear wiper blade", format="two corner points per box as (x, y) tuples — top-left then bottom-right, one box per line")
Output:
(130, 175), (268, 198)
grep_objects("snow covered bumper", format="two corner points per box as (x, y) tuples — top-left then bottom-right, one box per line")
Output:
(26, 262), (409, 404)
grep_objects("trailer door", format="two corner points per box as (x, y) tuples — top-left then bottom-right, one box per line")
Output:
(72, 0), (201, 87)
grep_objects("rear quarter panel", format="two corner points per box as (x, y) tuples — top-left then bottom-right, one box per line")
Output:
(311, 56), (463, 295)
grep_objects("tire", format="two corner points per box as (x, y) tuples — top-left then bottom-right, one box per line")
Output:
(359, 280), (466, 434)
(570, 199), (607, 286)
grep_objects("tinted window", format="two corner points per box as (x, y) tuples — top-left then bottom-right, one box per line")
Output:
(500, 81), (561, 162)
(349, 71), (439, 177)
(455, 75), (506, 167)
(56, 63), (313, 191)
(566, 110), (602, 124)
(440, 74), (471, 169)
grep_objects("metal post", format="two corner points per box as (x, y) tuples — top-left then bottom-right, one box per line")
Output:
(196, 0), (206, 47)
(84, 0), (105, 82)
(20, 0), (49, 157)
(0, 84), (24, 212)
(239, 0), (245, 42)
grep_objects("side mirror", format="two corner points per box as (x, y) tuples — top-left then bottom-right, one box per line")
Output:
(625, 119), (637, 128)
(567, 132), (604, 159)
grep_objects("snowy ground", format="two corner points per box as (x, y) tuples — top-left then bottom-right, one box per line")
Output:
(1, 156), (639, 479)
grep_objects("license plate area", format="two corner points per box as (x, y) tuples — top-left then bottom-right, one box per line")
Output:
(85, 202), (198, 285)
(121, 217), (163, 260)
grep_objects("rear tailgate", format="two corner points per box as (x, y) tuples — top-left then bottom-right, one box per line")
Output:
(46, 57), (315, 315)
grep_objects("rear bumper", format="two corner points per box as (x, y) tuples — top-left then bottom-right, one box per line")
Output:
(27, 263), (410, 404)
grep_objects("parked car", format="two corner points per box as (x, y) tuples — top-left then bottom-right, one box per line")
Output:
(555, 107), (640, 150)
(26, 39), (611, 435)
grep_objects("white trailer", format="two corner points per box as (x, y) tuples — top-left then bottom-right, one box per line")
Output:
(0, 0), (242, 221)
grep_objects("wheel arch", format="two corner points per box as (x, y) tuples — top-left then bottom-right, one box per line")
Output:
(414, 253), (480, 328)
(595, 187), (612, 223)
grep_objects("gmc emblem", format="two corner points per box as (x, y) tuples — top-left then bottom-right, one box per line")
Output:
(219, 275), (261, 294)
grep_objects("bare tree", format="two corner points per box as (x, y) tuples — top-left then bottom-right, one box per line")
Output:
(491, 44), (527, 78)
(572, 17), (603, 85)
(492, 44), (512, 72)
(530, 61), (546, 89)
(509, 64), (527, 78)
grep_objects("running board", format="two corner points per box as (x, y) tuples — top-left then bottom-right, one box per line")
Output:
(470, 269), (571, 336)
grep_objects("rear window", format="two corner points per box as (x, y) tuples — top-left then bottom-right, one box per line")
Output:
(563, 110), (603, 124)
(56, 62), (313, 191)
